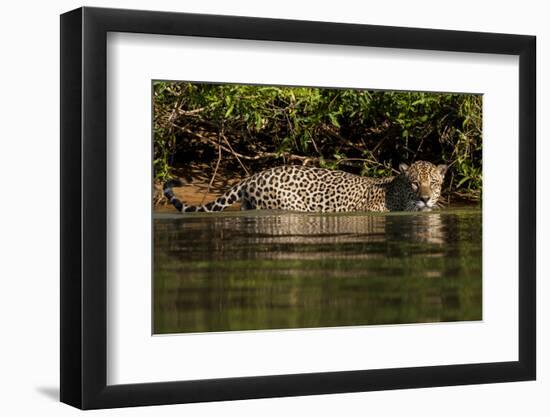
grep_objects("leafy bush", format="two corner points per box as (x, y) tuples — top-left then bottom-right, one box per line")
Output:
(153, 82), (482, 200)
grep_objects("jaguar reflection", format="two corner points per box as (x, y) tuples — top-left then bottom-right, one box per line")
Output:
(153, 209), (482, 333)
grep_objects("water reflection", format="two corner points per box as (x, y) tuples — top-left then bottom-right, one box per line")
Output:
(153, 209), (482, 333)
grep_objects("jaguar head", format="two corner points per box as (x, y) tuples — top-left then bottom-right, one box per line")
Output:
(399, 161), (448, 211)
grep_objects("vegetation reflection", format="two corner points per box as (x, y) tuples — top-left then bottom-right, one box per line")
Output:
(153, 208), (481, 334)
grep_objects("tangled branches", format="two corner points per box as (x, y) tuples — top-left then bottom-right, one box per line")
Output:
(153, 82), (482, 200)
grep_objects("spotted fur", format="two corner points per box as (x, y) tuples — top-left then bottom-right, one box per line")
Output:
(164, 161), (448, 213)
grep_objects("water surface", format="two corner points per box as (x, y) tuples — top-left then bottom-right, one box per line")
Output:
(153, 208), (482, 334)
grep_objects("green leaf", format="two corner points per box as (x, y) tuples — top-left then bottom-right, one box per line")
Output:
(224, 104), (234, 118)
(456, 176), (470, 187)
(255, 114), (262, 130)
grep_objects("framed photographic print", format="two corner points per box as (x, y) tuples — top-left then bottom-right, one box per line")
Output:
(60, 6), (536, 409)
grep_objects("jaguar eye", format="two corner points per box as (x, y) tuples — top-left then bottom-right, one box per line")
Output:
(411, 182), (419, 191)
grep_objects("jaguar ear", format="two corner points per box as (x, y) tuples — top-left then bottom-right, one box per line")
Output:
(437, 164), (448, 177)
(399, 163), (409, 174)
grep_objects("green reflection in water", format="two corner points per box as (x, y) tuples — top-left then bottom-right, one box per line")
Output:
(153, 208), (482, 334)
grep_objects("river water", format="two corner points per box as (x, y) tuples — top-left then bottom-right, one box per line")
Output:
(153, 208), (482, 334)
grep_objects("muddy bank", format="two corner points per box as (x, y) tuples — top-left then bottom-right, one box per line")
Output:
(154, 164), (244, 212)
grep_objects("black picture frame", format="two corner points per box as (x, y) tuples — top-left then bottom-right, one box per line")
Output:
(60, 6), (536, 410)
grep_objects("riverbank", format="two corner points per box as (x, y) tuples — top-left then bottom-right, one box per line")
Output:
(154, 164), (244, 212)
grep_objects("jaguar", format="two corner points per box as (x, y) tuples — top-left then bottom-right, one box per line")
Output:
(163, 160), (448, 213)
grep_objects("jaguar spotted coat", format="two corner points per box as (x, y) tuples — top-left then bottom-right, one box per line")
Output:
(164, 161), (448, 213)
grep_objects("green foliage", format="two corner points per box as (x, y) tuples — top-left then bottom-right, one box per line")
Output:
(153, 81), (482, 200)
